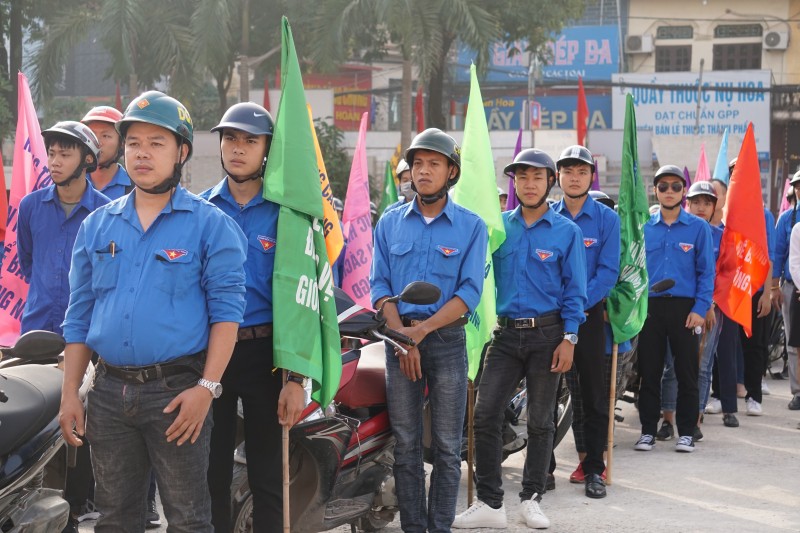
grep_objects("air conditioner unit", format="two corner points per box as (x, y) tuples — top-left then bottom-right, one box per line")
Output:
(763, 31), (789, 50)
(625, 34), (654, 54)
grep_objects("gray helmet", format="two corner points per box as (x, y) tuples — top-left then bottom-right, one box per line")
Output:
(396, 159), (410, 177)
(654, 164), (686, 186)
(503, 148), (557, 178)
(686, 181), (718, 202)
(405, 128), (461, 184)
(588, 190), (615, 209)
(211, 102), (274, 137)
(42, 120), (102, 173)
(557, 145), (595, 172)
(790, 170), (800, 187)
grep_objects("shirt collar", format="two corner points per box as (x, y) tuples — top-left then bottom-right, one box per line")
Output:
(510, 204), (556, 228)
(654, 207), (690, 225)
(552, 196), (596, 220)
(108, 184), (195, 218)
(404, 195), (455, 224)
(42, 179), (100, 209)
(207, 177), (265, 209)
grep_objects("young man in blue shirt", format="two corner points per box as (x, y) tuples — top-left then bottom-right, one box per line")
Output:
(370, 128), (488, 533)
(18, 120), (110, 336)
(634, 165), (714, 453)
(551, 145), (620, 499)
(201, 102), (305, 532)
(82, 106), (133, 200)
(59, 91), (247, 533)
(454, 148), (586, 529)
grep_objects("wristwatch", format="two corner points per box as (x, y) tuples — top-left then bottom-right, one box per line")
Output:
(286, 372), (309, 387)
(563, 332), (579, 345)
(197, 378), (223, 399)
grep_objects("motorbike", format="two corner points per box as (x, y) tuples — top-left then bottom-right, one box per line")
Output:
(0, 330), (92, 533)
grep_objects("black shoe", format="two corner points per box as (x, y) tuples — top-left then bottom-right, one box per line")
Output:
(723, 413), (739, 427)
(788, 396), (800, 411)
(146, 500), (161, 529)
(656, 421), (674, 441)
(693, 426), (703, 442)
(584, 473), (607, 499)
(781, 366), (790, 379)
(545, 473), (555, 492)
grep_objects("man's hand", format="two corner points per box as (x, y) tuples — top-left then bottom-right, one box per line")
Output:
(756, 289), (772, 318)
(685, 312), (705, 330)
(163, 386), (213, 446)
(705, 307), (717, 331)
(278, 381), (305, 427)
(771, 286), (784, 308)
(59, 392), (86, 447)
(399, 346), (423, 381)
(551, 340), (574, 373)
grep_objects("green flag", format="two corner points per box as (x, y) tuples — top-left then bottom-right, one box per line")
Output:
(451, 64), (506, 380)
(378, 161), (398, 216)
(264, 17), (341, 407)
(607, 94), (649, 344)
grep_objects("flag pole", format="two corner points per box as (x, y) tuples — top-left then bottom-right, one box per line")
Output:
(466, 379), (475, 506)
(606, 343), (618, 486)
(282, 370), (291, 533)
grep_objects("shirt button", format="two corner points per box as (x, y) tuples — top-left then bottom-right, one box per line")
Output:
(124, 314), (130, 319)
(129, 288), (134, 293)
(123, 341), (129, 346)
(135, 262), (141, 267)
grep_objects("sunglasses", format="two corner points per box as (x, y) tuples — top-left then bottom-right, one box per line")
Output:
(657, 182), (684, 193)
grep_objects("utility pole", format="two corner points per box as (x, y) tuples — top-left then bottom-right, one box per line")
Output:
(239, 0), (251, 102)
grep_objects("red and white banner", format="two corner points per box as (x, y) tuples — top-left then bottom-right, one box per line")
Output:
(0, 73), (51, 345)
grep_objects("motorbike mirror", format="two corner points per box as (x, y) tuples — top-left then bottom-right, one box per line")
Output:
(651, 278), (675, 294)
(0, 330), (66, 362)
(399, 281), (441, 305)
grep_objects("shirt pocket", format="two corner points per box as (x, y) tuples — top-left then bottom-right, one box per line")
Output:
(492, 243), (514, 283)
(92, 252), (121, 294)
(153, 249), (198, 295)
(247, 234), (276, 284)
(672, 241), (696, 274)
(433, 243), (461, 280)
(530, 246), (561, 293)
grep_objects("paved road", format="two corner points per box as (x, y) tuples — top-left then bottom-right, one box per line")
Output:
(80, 371), (800, 532)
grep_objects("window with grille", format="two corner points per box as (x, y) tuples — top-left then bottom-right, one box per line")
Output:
(656, 26), (693, 40)
(712, 43), (762, 70)
(656, 45), (692, 72)
(714, 24), (763, 38)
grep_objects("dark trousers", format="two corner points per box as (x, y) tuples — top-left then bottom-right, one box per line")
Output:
(739, 290), (770, 404)
(208, 337), (283, 533)
(637, 298), (699, 438)
(712, 312), (740, 413)
(563, 302), (607, 476)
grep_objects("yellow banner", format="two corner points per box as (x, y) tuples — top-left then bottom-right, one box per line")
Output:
(307, 105), (344, 265)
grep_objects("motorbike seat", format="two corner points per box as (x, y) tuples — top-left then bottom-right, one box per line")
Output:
(334, 342), (386, 408)
(0, 365), (63, 457)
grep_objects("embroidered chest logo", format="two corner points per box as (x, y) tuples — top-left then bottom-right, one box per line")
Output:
(536, 249), (554, 261)
(163, 249), (188, 261)
(583, 238), (598, 248)
(437, 245), (459, 256)
(258, 235), (276, 252)
(679, 243), (694, 253)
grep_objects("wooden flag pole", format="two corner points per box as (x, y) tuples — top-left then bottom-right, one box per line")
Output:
(467, 379), (475, 506)
(606, 343), (619, 486)
(282, 370), (291, 533)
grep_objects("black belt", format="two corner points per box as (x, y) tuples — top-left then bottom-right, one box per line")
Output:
(497, 315), (562, 329)
(401, 316), (468, 329)
(98, 352), (204, 384)
(237, 323), (273, 341)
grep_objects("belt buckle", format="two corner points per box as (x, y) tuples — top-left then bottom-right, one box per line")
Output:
(515, 318), (535, 329)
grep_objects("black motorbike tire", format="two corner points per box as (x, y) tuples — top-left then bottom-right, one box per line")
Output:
(231, 463), (253, 533)
(553, 378), (573, 448)
(355, 512), (391, 532)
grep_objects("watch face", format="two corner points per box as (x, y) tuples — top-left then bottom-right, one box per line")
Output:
(212, 383), (223, 397)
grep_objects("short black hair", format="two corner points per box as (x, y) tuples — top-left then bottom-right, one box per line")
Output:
(44, 132), (81, 152)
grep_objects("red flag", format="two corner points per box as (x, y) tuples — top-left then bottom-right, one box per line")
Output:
(0, 164), (7, 242)
(263, 76), (271, 112)
(713, 123), (769, 336)
(415, 84), (425, 132)
(577, 76), (588, 146)
(115, 81), (123, 111)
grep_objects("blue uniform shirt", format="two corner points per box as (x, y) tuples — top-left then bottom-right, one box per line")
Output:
(62, 186), (247, 366)
(493, 207), (587, 333)
(199, 178), (278, 327)
(773, 208), (797, 281)
(552, 196), (620, 308)
(710, 224), (723, 262)
(645, 209), (715, 316)
(370, 197), (487, 317)
(87, 164), (132, 201)
(18, 180), (110, 335)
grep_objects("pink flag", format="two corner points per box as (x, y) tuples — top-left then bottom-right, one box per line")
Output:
(0, 73), (52, 344)
(591, 157), (600, 191)
(780, 178), (792, 213)
(506, 128), (522, 211)
(341, 112), (373, 309)
(694, 143), (710, 182)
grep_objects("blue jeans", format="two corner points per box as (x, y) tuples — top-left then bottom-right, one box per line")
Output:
(386, 325), (467, 533)
(86, 360), (213, 533)
(474, 324), (562, 506)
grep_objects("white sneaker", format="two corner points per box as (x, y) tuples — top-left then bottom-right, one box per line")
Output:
(519, 497), (549, 529)
(761, 379), (771, 395)
(705, 398), (722, 414)
(452, 500), (507, 529)
(633, 434), (655, 451)
(746, 398), (763, 416)
(675, 435), (695, 453)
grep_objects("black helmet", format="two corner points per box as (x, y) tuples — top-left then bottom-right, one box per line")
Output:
(686, 181), (718, 202)
(211, 102), (274, 137)
(405, 128), (461, 183)
(557, 145), (595, 172)
(790, 170), (800, 187)
(588, 190), (615, 209)
(42, 120), (102, 174)
(654, 164), (686, 186)
(503, 148), (557, 178)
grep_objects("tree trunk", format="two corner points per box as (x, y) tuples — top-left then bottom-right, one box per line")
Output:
(400, 57), (412, 153)
(129, 72), (138, 98)
(216, 71), (229, 117)
(239, 0), (251, 103)
(427, 32), (454, 130)
(9, 0), (23, 123)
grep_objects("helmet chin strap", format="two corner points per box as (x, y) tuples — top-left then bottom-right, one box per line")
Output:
(97, 141), (123, 170)
(661, 200), (683, 210)
(412, 167), (454, 205)
(220, 155), (266, 184)
(517, 176), (555, 210)
(136, 139), (186, 195)
(55, 149), (91, 188)
(564, 188), (590, 200)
